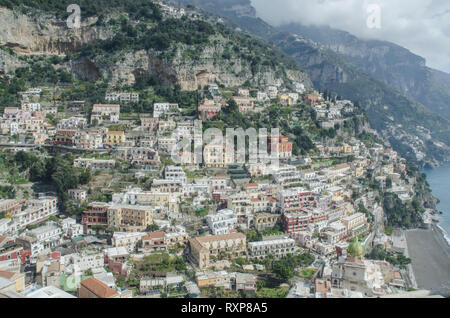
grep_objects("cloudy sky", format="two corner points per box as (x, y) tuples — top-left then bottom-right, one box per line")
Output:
(251, 0), (450, 73)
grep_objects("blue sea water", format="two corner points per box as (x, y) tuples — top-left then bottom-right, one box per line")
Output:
(422, 163), (450, 242)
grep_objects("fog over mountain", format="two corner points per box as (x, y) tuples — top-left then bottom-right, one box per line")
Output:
(251, 0), (450, 73)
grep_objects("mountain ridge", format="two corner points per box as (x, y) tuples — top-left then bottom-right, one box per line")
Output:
(279, 23), (450, 121)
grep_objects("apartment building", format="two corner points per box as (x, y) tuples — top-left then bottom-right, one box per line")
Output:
(59, 217), (83, 238)
(163, 165), (187, 184)
(26, 224), (62, 252)
(140, 231), (167, 252)
(112, 232), (147, 252)
(56, 116), (87, 130)
(65, 251), (104, 274)
(73, 131), (103, 150)
(232, 96), (254, 113)
(68, 189), (87, 202)
(272, 165), (302, 188)
(140, 117), (159, 131)
(91, 104), (120, 124)
(203, 144), (234, 167)
(205, 209), (237, 235)
(12, 197), (58, 230)
(195, 270), (233, 289)
(104, 130), (126, 147)
(107, 204), (153, 232)
(281, 211), (312, 234)
(277, 187), (316, 214)
(53, 129), (77, 146)
(153, 103), (179, 118)
(189, 233), (246, 269)
(105, 92), (139, 103)
(198, 103), (221, 120)
(341, 213), (368, 238)
(253, 213), (281, 231)
(74, 158), (116, 170)
(248, 236), (296, 260)
(81, 202), (109, 233)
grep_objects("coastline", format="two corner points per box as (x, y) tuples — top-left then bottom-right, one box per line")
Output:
(405, 223), (450, 297)
(435, 222), (450, 247)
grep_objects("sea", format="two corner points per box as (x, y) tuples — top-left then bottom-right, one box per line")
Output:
(422, 162), (450, 246)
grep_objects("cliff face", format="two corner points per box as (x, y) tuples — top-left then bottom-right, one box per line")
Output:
(167, 39), (310, 90)
(0, 6), (311, 91)
(0, 7), (113, 55)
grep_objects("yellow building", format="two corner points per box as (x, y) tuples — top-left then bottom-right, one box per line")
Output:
(341, 144), (353, 154)
(0, 271), (25, 293)
(195, 272), (217, 288)
(189, 233), (247, 269)
(107, 204), (153, 232)
(277, 94), (293, 105)
(104, 131), (125, 146)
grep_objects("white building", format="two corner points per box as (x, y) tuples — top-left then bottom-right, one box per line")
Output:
(12, 197), (58, 230)
(205, 209), (237, 235)
(64, 251), (104, 275)
(73, 158), (115, 170)
(267, 86), (278, 99)
(59, 217), (83, 238)
(21, 102), (41, 112)
(272, 164), (302, 187)
(26, 224), (62, 253)
(105, 92), (139, 103)
(153, 103), (179, 118)
(163, 165), (187, 184)
(0, 219), (11, 235)
(68, 189), (87, 202)
(57, 117), (87, 130)
(112, 232), (147, 252)
(248, 236), (296, 260)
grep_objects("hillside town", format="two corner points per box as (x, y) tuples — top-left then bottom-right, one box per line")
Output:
(0, 0), (444, 301)
(0, 76), (429, 299)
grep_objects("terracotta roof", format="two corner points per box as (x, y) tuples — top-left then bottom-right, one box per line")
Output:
(196, 232), (245, 244)
(80, 277), (117, 298)
(189, 237), (208, 253)
(345, 257), (365, 265)
(142, 231), (165, 240)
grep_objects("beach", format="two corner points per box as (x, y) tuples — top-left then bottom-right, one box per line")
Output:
(405, 224), (450, 296)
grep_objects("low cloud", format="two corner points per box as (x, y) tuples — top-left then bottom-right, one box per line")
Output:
(251, 0), (450, 73)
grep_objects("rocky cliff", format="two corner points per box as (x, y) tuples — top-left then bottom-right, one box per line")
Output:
(0, 7), (113, 55)
(0, 5), (312, 92)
